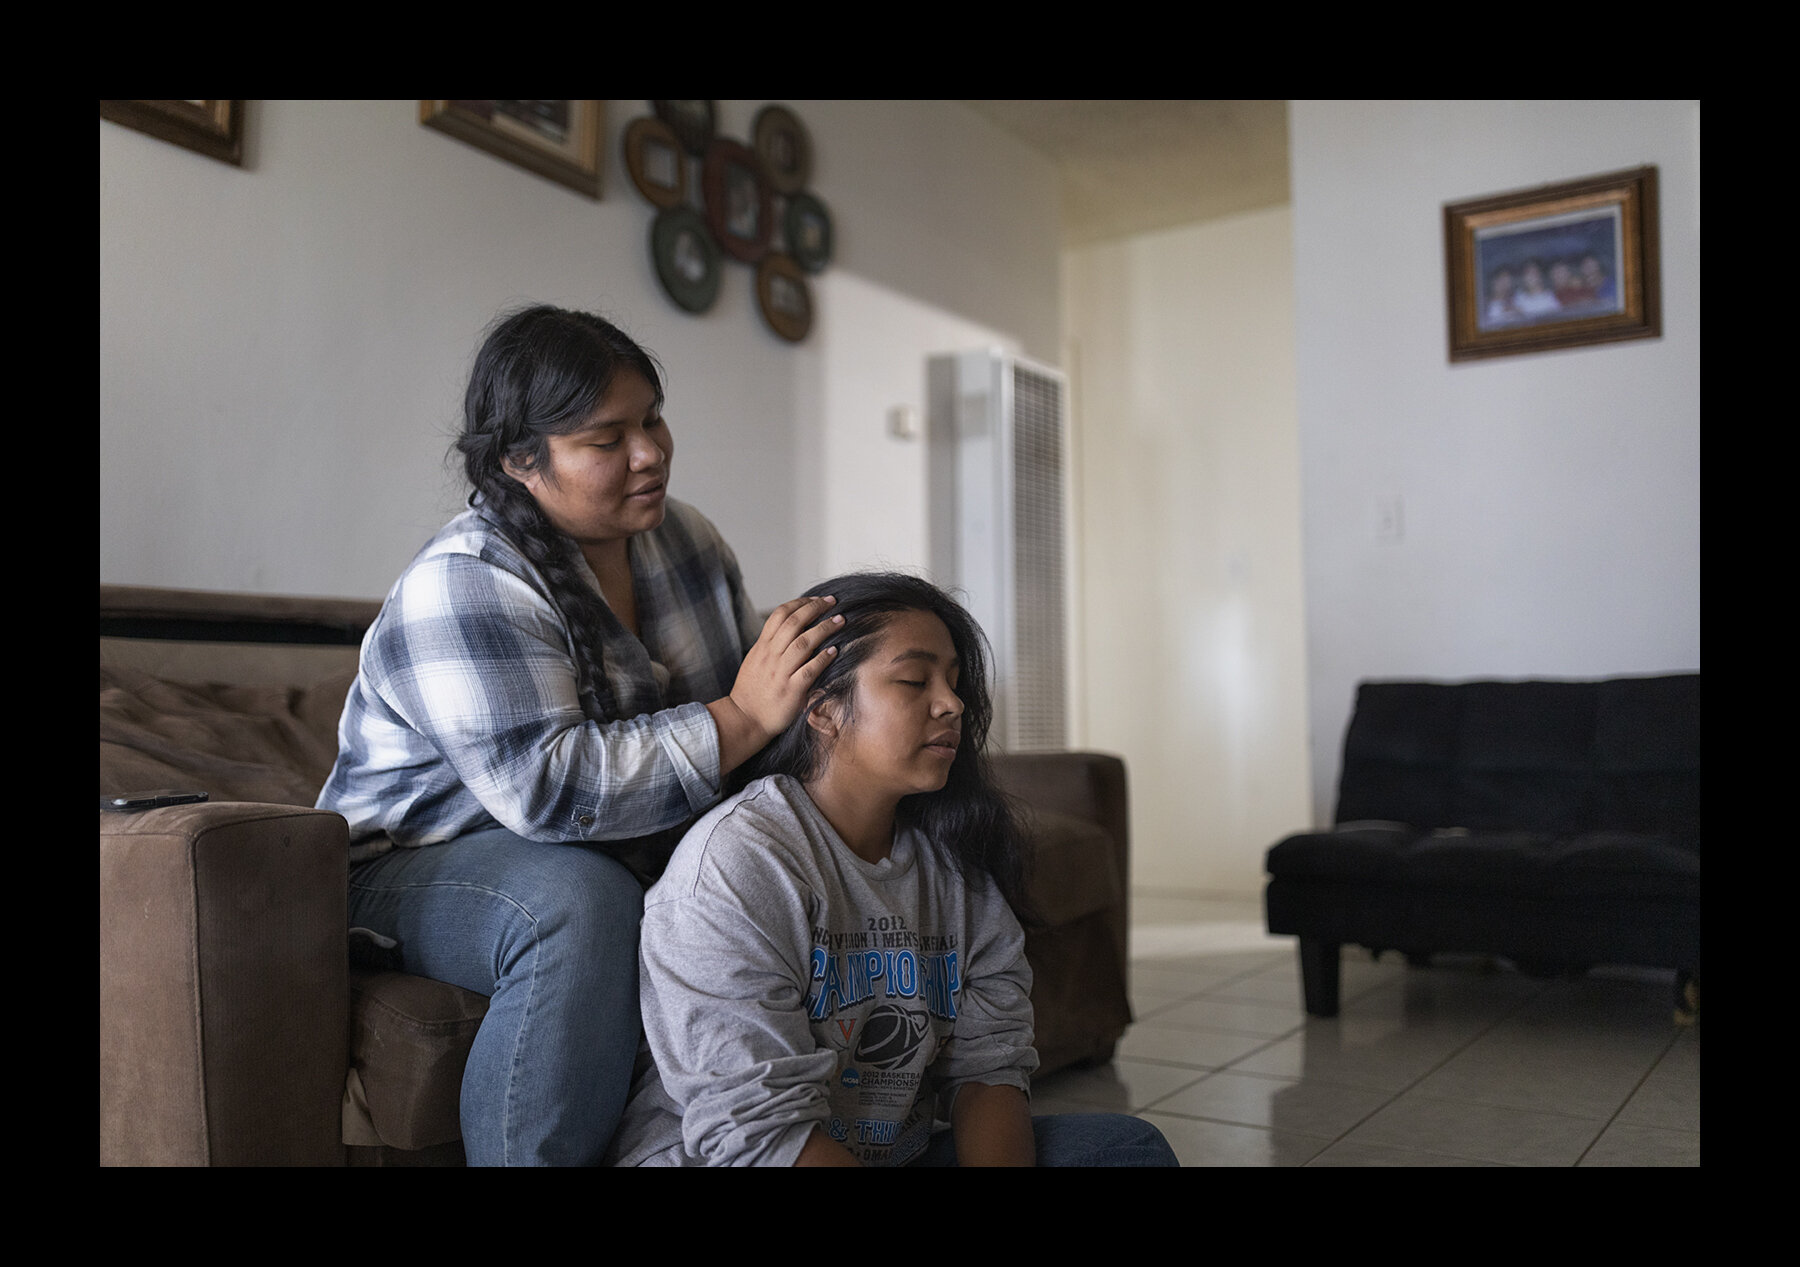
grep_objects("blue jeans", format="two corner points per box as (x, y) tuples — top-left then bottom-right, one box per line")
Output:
(348, 828), (645, 1166)
(909, 1113), (1179, 1167)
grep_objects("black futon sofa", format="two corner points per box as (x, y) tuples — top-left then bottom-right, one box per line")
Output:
(1264, 674), (1699, 1018)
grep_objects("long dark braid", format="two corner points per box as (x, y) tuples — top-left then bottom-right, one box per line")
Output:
(453, 305), (666, 710)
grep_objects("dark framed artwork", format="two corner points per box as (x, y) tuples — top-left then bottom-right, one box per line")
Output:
(703, 139), (773, 264)
(625, 115), (688, 209)
(651, 205), (723, 314)
(420, 100), (605, 199)
(753, 104), (812, 195)
(1444, 165), (1660, 362)
(653, 100), (716, 157)
(756, 253), (813, 342)
(100, 100), (244, 166)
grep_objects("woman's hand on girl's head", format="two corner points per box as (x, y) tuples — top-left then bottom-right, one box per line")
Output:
(709, 595), (841, 776)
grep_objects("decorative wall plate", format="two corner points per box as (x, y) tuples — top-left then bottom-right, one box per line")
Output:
(703, 139), (774, 264)
(651, 205), (722, 314)
(652, 100), (715, 157)
(624, 115), (688, 209)
(756, 253), (813, 342)
(783, 191), (834, 274)
(752, 104), (812, 195)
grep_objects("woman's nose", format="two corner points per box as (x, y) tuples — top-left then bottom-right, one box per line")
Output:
(630, 430), (666, 469)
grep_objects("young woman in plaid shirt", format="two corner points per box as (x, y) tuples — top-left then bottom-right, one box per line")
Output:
(319, 305), (839, 1165)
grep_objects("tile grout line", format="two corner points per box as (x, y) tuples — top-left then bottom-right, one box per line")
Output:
(1132, 968), (1564, 1166)
(1570, 1022), (1691, 1166)
(1289, 980), (1550, 1166)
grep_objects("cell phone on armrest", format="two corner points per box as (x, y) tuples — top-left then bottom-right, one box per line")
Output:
(101, 789), (210, 812)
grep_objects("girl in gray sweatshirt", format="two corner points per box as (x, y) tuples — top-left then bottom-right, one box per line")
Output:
(606, 572), (1176, 1167)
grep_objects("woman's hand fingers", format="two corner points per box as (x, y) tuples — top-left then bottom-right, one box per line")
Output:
(774, 596), (843, 665)
(761, 593), (833, 637)
(731, 594), (842, 738)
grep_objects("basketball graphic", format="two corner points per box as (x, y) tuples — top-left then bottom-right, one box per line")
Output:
(853, 1004), (931, 1069)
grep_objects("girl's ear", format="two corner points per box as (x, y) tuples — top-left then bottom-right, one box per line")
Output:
(805, 688), (840, 742)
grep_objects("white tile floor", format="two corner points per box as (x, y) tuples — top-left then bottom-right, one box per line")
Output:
(1030, 890), (1700, 1166)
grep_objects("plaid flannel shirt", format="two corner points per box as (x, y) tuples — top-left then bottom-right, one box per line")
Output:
(317, 498), (763, 861)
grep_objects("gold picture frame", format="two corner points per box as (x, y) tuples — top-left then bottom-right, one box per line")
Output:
(1444, 165), (1660, 362)
(624, 115), (688, 209)
(421, 101), (605, 199)
(100, 100), (243, 166)
(756, 253), (813, 343)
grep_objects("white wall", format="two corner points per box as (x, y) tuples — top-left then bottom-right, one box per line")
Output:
(809, 271), (1021, 582)
(100, 100), (1060, 608)
(103, 99), (1700, 895)
(1290, 100), (1701, 824)
(1065, 206), (1311, 894)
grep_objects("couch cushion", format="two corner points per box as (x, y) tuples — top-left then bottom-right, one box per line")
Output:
(1545, 831), (1700, 899)
(347, 969), (489, 1151)
(1335, 676), (1701, 837)
(1265, 823), (1416, 882)
(100, 664), (355, 806)
(1267, 824), (1698, 901)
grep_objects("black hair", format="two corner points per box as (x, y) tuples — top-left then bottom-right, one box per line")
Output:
(453, 304), (665, 710)
(735, 571), (1037, 923)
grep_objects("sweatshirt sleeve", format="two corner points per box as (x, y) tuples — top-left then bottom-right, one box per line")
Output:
(930, 875), (1039, 1100)
(636, 812), (834, 1166)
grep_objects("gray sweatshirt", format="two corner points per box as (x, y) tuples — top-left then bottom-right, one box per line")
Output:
(606, 774), (1037, 1166)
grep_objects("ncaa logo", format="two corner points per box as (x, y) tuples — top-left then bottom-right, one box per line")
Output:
(852, 1004), (931, 1070)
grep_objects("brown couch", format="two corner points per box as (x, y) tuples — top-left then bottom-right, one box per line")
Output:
(100, 584), (1134, 1166)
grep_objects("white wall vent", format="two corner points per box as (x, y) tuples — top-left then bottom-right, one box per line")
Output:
(927, 349), (1070, 752)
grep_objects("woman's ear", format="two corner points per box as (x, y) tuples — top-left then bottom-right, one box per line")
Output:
(501, 453), (538, 490)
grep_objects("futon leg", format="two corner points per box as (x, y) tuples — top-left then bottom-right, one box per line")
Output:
(1298, 937), (1341, 1017)
(1674, 969), (1700, 1026)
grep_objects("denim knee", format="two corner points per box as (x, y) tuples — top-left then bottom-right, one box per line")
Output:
(347, 832), (645, 1000)
(484, 843), (645, 978)
(1031, 1112), (1181, 1167)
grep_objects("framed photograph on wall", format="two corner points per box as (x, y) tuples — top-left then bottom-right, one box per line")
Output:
(100, 100), (244, 166)
(784, 191), (834, 274)
(420, 101), (605, 199)
(756, 253), (813, 342)
(703, 138), (773, 264)
(1444, 165), (1660, 362)
(651, 205), (722, 314)
(625, 115), (689, 209)
(653, 100), (716, 157)
(753, 104), (811, 195)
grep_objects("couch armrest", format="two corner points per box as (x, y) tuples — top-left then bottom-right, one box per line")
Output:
(993, 752), (1133, 1073)
(100, 801), (349, 1165)
(991, 751), (1129, 876)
